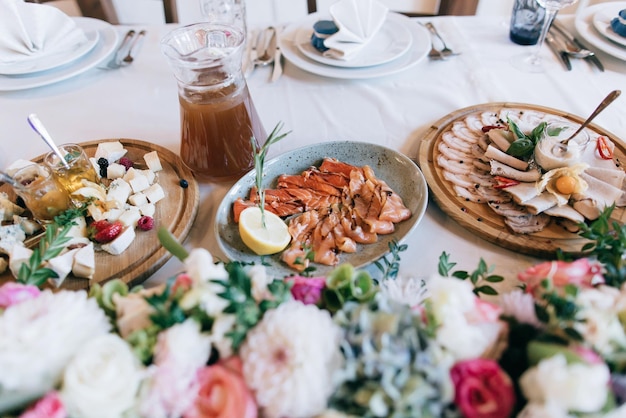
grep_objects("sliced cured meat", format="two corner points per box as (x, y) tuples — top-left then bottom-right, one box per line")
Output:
(504, 213), (551, 234)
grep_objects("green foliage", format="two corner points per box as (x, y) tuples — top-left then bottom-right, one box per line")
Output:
(53, 201), (89, 226)
(578, 205), (626, 287)
(437, 252), (502, 296)
(213, 262), (291, 352)
(16, 223), (73, 287)
(157, 226), (189, 261)
(374, 239), (408, 281)
(323, 264), (377, 313)
(505, 118), (547, 159)
(293, 243), (316, 276)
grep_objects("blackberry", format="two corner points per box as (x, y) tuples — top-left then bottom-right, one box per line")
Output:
(179, 179), (189, 188)
(97, 157), (109, 178)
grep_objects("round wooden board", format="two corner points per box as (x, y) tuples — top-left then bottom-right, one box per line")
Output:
(0, 139), (199, 290)
(417, 102), (626, 259)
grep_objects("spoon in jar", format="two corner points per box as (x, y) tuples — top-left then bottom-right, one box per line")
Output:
(27, 113), (70, 169)
(562, 90), (621, 145)
(0, 171), (19, 188)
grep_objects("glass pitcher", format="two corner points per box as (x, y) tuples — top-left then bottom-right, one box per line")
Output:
(161, 23), (266, 183)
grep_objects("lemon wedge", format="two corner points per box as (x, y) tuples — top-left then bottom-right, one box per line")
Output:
(239, 207), (291, 255)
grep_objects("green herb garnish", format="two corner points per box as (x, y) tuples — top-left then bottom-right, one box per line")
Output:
(250, 122), (290, 227)
(374, 239), (407, 281)
(438, 251), (502, 296)
(505, 117), (547, 159)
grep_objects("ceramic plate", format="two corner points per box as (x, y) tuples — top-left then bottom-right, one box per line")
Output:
(295, 12), (413, 68)
(0, 25), (100, 75)
(215, 141), (428, 278)
(592, 2), (626, 48)
(0, 139), (199, 291)
(279, 13), (430, 79)
(0, 17), (119, 91)
(575, 2), (626, 61)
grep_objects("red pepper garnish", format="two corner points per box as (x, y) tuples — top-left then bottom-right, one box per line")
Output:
(493, 176), (520, 189)
(597, 135), (613, 160)
(482, 125), (505, 133)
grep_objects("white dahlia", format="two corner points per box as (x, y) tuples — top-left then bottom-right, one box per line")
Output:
(240, 300), (343, 418)
(0, 290), (110, 393)
(379, 276), (428, 308)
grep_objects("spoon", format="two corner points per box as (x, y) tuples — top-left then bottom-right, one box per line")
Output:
(27, 113), (70, 169)
(0, 171), (19, 188)
(254, 27), (276, 67)
(562, 90), (621, 144)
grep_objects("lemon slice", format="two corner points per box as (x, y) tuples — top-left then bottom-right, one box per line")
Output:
(239, 207), (291, 255)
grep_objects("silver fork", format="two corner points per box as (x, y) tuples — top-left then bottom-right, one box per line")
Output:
(424, 22), (459, 58)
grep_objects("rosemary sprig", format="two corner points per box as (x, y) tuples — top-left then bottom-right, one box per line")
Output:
(250, 122), (290, 227)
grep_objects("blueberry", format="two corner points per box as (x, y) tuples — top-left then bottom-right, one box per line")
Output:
(179, 179), (189, 189)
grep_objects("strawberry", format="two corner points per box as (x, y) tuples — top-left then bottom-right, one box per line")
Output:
(90, 220), (123, 243)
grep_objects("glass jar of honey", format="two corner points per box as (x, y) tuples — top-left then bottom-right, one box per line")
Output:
(12, 163), (71, 223)
(44, 143), (98, 202)
(161, 23), (266, 183)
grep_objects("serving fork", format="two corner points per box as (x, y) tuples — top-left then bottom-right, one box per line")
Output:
(422, 22), (460, 60)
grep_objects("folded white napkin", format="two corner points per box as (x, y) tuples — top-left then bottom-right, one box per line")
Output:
(0, 0), (88, 64)
(323, 0), (388, 60)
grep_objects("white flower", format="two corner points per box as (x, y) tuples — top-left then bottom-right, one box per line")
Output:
(499, 289), (542, 327)
(0, 290), (110, 393)
(517, 401), (573, 418)
(181, 249), (230, 316)
(184, 248), (228, 284)
(209, 313), (236, 358)
(137, 319), (211, 418)
(519, 354), (610, 413)
(61, 334), (143, 418)
(247, 264), (272, 302)
(379, 276), (427, 308)
(426, 274), (501, 360)
(240, 300), (343, 418)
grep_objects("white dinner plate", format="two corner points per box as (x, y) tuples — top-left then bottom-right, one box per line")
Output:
(575, 2), (626, 61)
(295, 13), (413, 68)
(279, 12), (430, 79)
(0, 26), (100, 75)
(592, 2), (626, 48)
(0, 17), (119, 91)
(215, 141), (428, 279)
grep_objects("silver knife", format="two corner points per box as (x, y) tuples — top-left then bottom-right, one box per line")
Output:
(551, 20), (604, 72)
(270, 27), (283, 82)
(546, 33), (571, 71)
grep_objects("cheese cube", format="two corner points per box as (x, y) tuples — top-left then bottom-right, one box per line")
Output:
(138, 203), (155, 217)
(13, 215), (42, 235)
(106, 163), (127, 179)
(0, 196), (25, 221)
(129, 174), (150, 193)
(128, 192), (148, 207)
(139, 169), (156, 185)
(65, 216), (90, 247)
(73, 243), (95, 280)
(104, 208), (124, 221)
(118, 208), (142, 228)
(47, 249), (79, 288)
(88, 203), (105, 221)
(101, 227), (135, 255)
(9, 244), (33, 277)
(0, 224), (26, 244)
(107, 179), (132, 207)
(123, 167), (138, 182)
(144, 151), (163, 172)
(144, 184), (165, 203)
(95, 141), (127, 164)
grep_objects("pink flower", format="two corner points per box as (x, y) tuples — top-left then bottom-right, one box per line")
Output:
(0, 282), (40, 309)
(287, 276), (326, 305)
(451, 359), (515, 418)
(184, 357), (257, 418)
(173, 273), (194, 293)
(518, 259), (604, 296)
(20, 392), (66, 418)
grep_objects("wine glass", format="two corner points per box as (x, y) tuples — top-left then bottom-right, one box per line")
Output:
(511, 0), (578, 73)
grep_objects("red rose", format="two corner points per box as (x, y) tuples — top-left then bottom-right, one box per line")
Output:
(451, 359), (515, 418)
(185, 357), (257, 418)
(287, 276), (326, 305)
(518, 258), (603, 296)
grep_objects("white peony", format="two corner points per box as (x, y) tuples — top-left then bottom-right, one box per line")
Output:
(498, 289), (542, 327)
(182, 248), (230, 316)
(240, 300), (343, 418)
(184, 248), (228, 284)
(426, 274), (501, 360)
(61, 334), (143, 418)
(519, 354), (610, 413)
(0, 290), (110, 393)
(137, 319), (211, 418)
(247, 264), (272, 302)
(379, 276), (427, 309)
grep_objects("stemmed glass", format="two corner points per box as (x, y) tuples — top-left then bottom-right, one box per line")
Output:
(511, 0), (578, 72)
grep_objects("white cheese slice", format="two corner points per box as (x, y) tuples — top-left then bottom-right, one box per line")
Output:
(73, 243), (95, 280)
(12, 215), (41, 235)
(87, 203), (106, 222)
(8, 244), (33, 278)
(144, 151), (163, 172)
(101, 227), (135, 255)
(107, 179), (132, 207)
(106, 163), (127, 179)
(118, 208), (142, 228)
(95, 141), (127, 164)
(139, 169), (156, 185)
(129, 174), (150, 194)
(138, 203), (155, 217)
(104, 208), (124, 222)
(128, 192), (148, 207)
(65, 216), (90, 247)
(0, 224), (26, 244)
(0, 196), (25, 221)
(89, 157), (102, 179)
(47, 248), (79, 288)
(144, 184), (165, 203)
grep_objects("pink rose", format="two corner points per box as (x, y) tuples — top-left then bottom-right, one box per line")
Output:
(518, 259), (603, 296)
(173, 273), (193, 294)
(185, 357), (257, 418)
(287, 276), (326, 305)
(20, 392), (66, 418)
(0, 282), (40, 309)
(451, 359), (515, 418)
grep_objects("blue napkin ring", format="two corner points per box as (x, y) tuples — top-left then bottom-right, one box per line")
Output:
(311, 20), (338, 52)
(611, 9), (626, 37)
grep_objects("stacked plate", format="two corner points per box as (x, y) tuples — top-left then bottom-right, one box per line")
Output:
(575, 2), (626, 61)
(278, 12), (430, 79)
(0, 17), (119, 91)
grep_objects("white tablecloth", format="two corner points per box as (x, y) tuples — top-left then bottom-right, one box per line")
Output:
(1, 14), (625, 290)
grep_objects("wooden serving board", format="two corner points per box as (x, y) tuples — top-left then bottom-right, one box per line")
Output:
(417, 102), (626, 258)
(0, 139), (199, 290)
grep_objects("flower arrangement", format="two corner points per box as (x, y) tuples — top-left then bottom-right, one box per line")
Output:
(2, 207), (626, 417)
